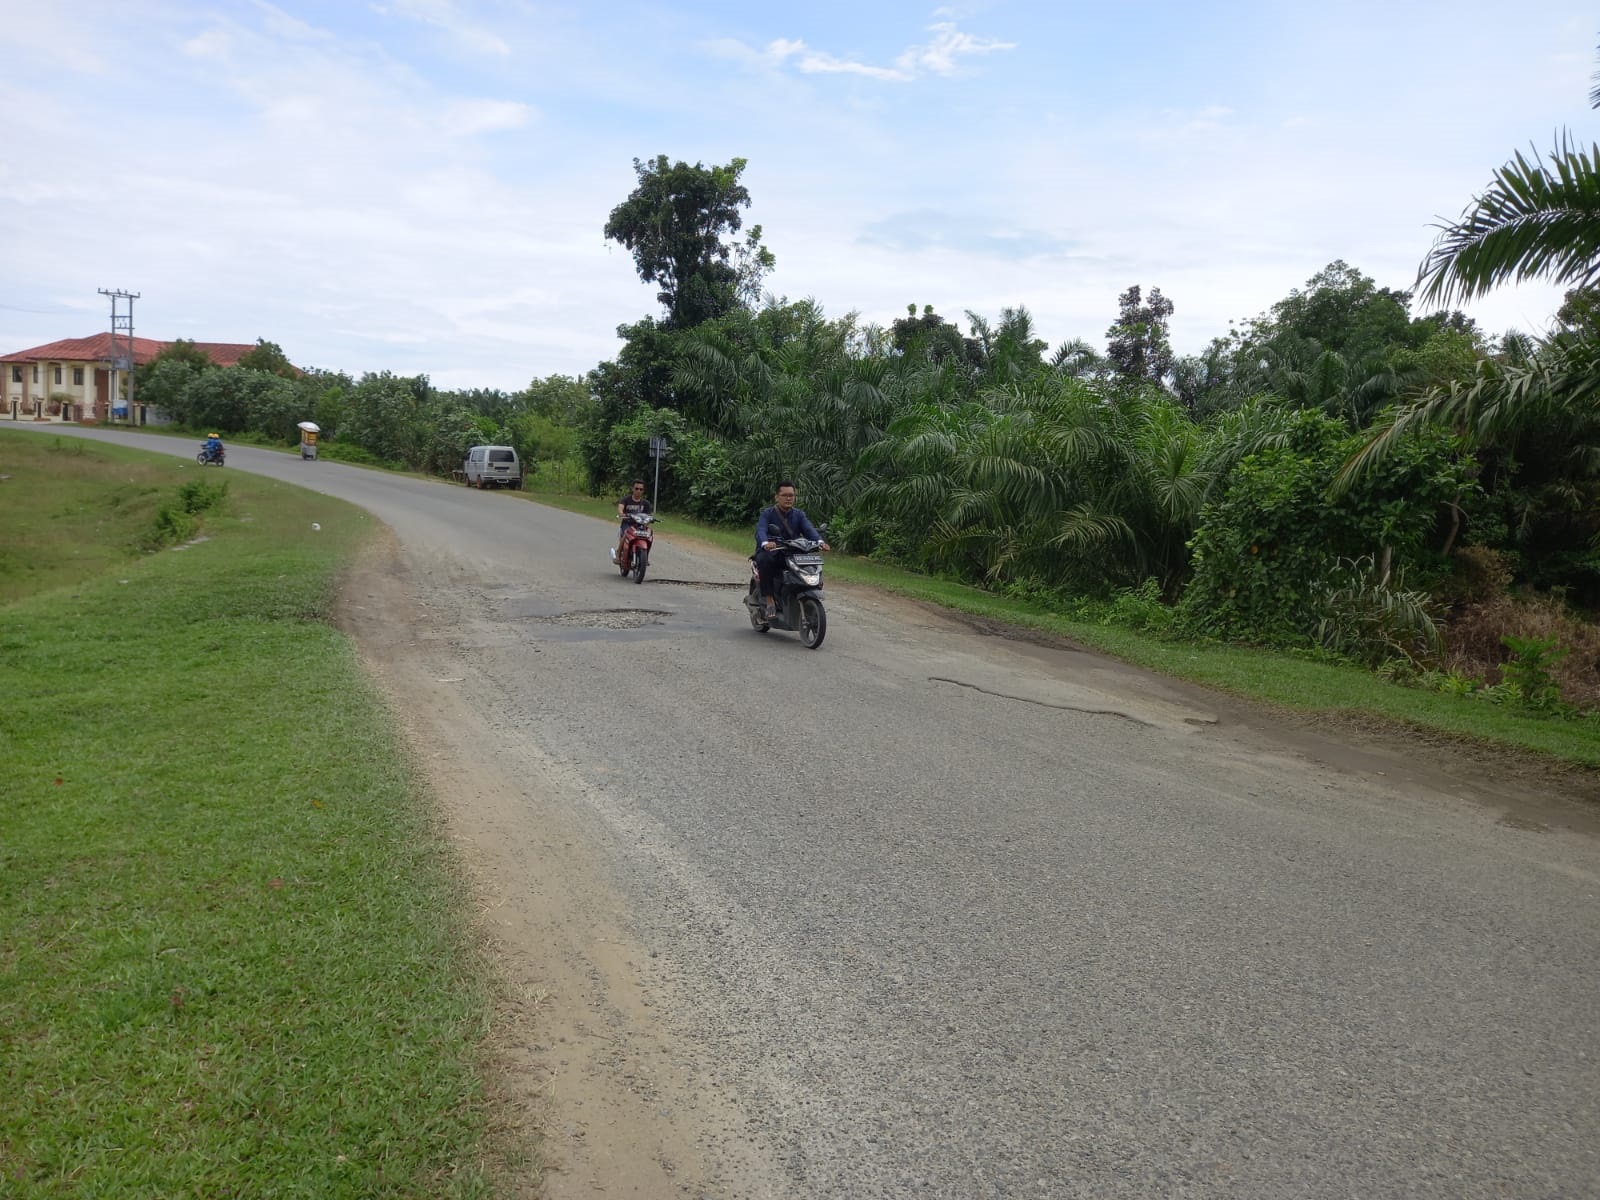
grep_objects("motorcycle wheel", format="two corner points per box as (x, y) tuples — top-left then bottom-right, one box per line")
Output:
(632, 547), (649, 583)
(196, 452), (208, 465)
(798, 596), (826, 649)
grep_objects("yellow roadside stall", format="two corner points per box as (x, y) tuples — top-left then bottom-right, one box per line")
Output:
(297, 421), (320, 460)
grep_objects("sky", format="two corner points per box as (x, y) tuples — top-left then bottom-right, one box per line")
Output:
(1, 1), (1595, 391)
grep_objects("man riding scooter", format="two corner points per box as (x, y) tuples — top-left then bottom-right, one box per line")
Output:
(613, 479), (652, 566)
(755, 481), (829, 619)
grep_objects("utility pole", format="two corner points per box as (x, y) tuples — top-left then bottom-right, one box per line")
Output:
(98, 288), (139, 422)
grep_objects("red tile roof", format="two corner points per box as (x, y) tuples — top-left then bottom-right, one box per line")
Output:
(1, 333), (263, 368)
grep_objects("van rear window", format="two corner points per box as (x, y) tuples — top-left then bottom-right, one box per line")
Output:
(489, 450), (515, 463)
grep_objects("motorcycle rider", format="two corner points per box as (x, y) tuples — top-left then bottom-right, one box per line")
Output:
(755, 481), (829, 618)
(203, 432), (223, 462)
(614, 479), (652, 564)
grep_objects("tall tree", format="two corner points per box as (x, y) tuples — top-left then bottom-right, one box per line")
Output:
(235, 338), (297, 378)
(604, 155), (774, 329)
(1105, 285), (1175, 383)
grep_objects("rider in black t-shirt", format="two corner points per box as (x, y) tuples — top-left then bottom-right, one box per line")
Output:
(615, 479), (652, 563)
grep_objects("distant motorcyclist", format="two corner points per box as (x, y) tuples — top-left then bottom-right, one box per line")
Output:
(202, 432), (223, 462)
(755, 481), (828, 618)
(614, 479), (652, 564)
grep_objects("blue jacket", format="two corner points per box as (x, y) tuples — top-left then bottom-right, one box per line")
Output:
(756, 504), (821, 548)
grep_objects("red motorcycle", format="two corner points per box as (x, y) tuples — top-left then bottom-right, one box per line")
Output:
(616, 512), (656, 583)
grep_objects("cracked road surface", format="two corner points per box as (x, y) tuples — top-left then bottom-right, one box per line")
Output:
(37, 431), (1600, 1198)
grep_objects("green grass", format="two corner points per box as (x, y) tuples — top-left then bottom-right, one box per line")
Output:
(0, 436), (185, 603)
(0, 430), (500, 1197)
(521, 488), (1600, 770)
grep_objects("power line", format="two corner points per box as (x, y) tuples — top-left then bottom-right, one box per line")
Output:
(0, 302), (80, 314)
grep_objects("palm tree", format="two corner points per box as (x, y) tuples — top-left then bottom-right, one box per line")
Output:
(1345, 42), (1600, 506)
(1416, 136), (1600, 306)
(1418, 35), (1600, 304)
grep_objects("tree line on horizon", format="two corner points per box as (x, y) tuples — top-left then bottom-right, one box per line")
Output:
(132, 54), (1600, 708)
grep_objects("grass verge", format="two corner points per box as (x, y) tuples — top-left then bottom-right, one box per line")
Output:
(523, 489), (1600, 771)
(0, 431), (498, 1196)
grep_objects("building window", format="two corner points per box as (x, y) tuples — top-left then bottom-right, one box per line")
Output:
(73, 367), (84, 385)
(9, 366), (18, 383)
(32, 365), (39, 383)
(54, 366), (63, 385)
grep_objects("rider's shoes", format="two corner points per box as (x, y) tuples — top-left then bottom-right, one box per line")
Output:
(609, 548), (617, 562)
(764, 601), (778, 618)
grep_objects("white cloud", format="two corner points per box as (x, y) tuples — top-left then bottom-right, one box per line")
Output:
(380, 0), (511, 56)
(0, 7), (108, 73)
(719, 18), (1015, 85)
(441, 98), (535, 136)
(1162, 104), (1235, 134)
(249, 1), (330, 43)
(894, 21), (1016, 76)
(181, 29), (233, 59)
(773, 39), (912, 82)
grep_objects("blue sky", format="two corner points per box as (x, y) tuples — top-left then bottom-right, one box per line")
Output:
(1, 1), (1594, 390)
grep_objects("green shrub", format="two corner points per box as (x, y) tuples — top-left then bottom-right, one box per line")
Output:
(316, 441), (400, 469)
(176, 477), (227, 515)
(143, 502), (197, 549)
(1311, 556), (1442, 667)
(138, 478), (228, 551)
(1103, 578), (1174, 634)
(1501, 633), (1570, 711)
(1182, 413), (1472, 648)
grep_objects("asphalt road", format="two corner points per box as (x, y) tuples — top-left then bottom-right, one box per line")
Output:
(21, 427), (1600, 1198)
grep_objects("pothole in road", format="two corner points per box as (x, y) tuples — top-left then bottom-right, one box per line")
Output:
(529, 608), (671, 629)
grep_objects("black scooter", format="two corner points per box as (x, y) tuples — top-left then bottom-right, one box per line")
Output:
(744, 535), (827, 649)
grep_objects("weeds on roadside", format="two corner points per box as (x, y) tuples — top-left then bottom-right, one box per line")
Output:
(140, 477), (229, 550)
(1392, 635), (1584, 720)
(1500, 634), (1571, 713)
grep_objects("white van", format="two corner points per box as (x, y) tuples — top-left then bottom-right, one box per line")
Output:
(462, 445), (523, 489)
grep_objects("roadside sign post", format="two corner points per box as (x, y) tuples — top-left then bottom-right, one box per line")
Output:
(648, 435), (669, 512)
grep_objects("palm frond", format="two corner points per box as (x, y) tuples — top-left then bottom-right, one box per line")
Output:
(1417, 136), (1600, 305)
(1335, 332), (1600, 493)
